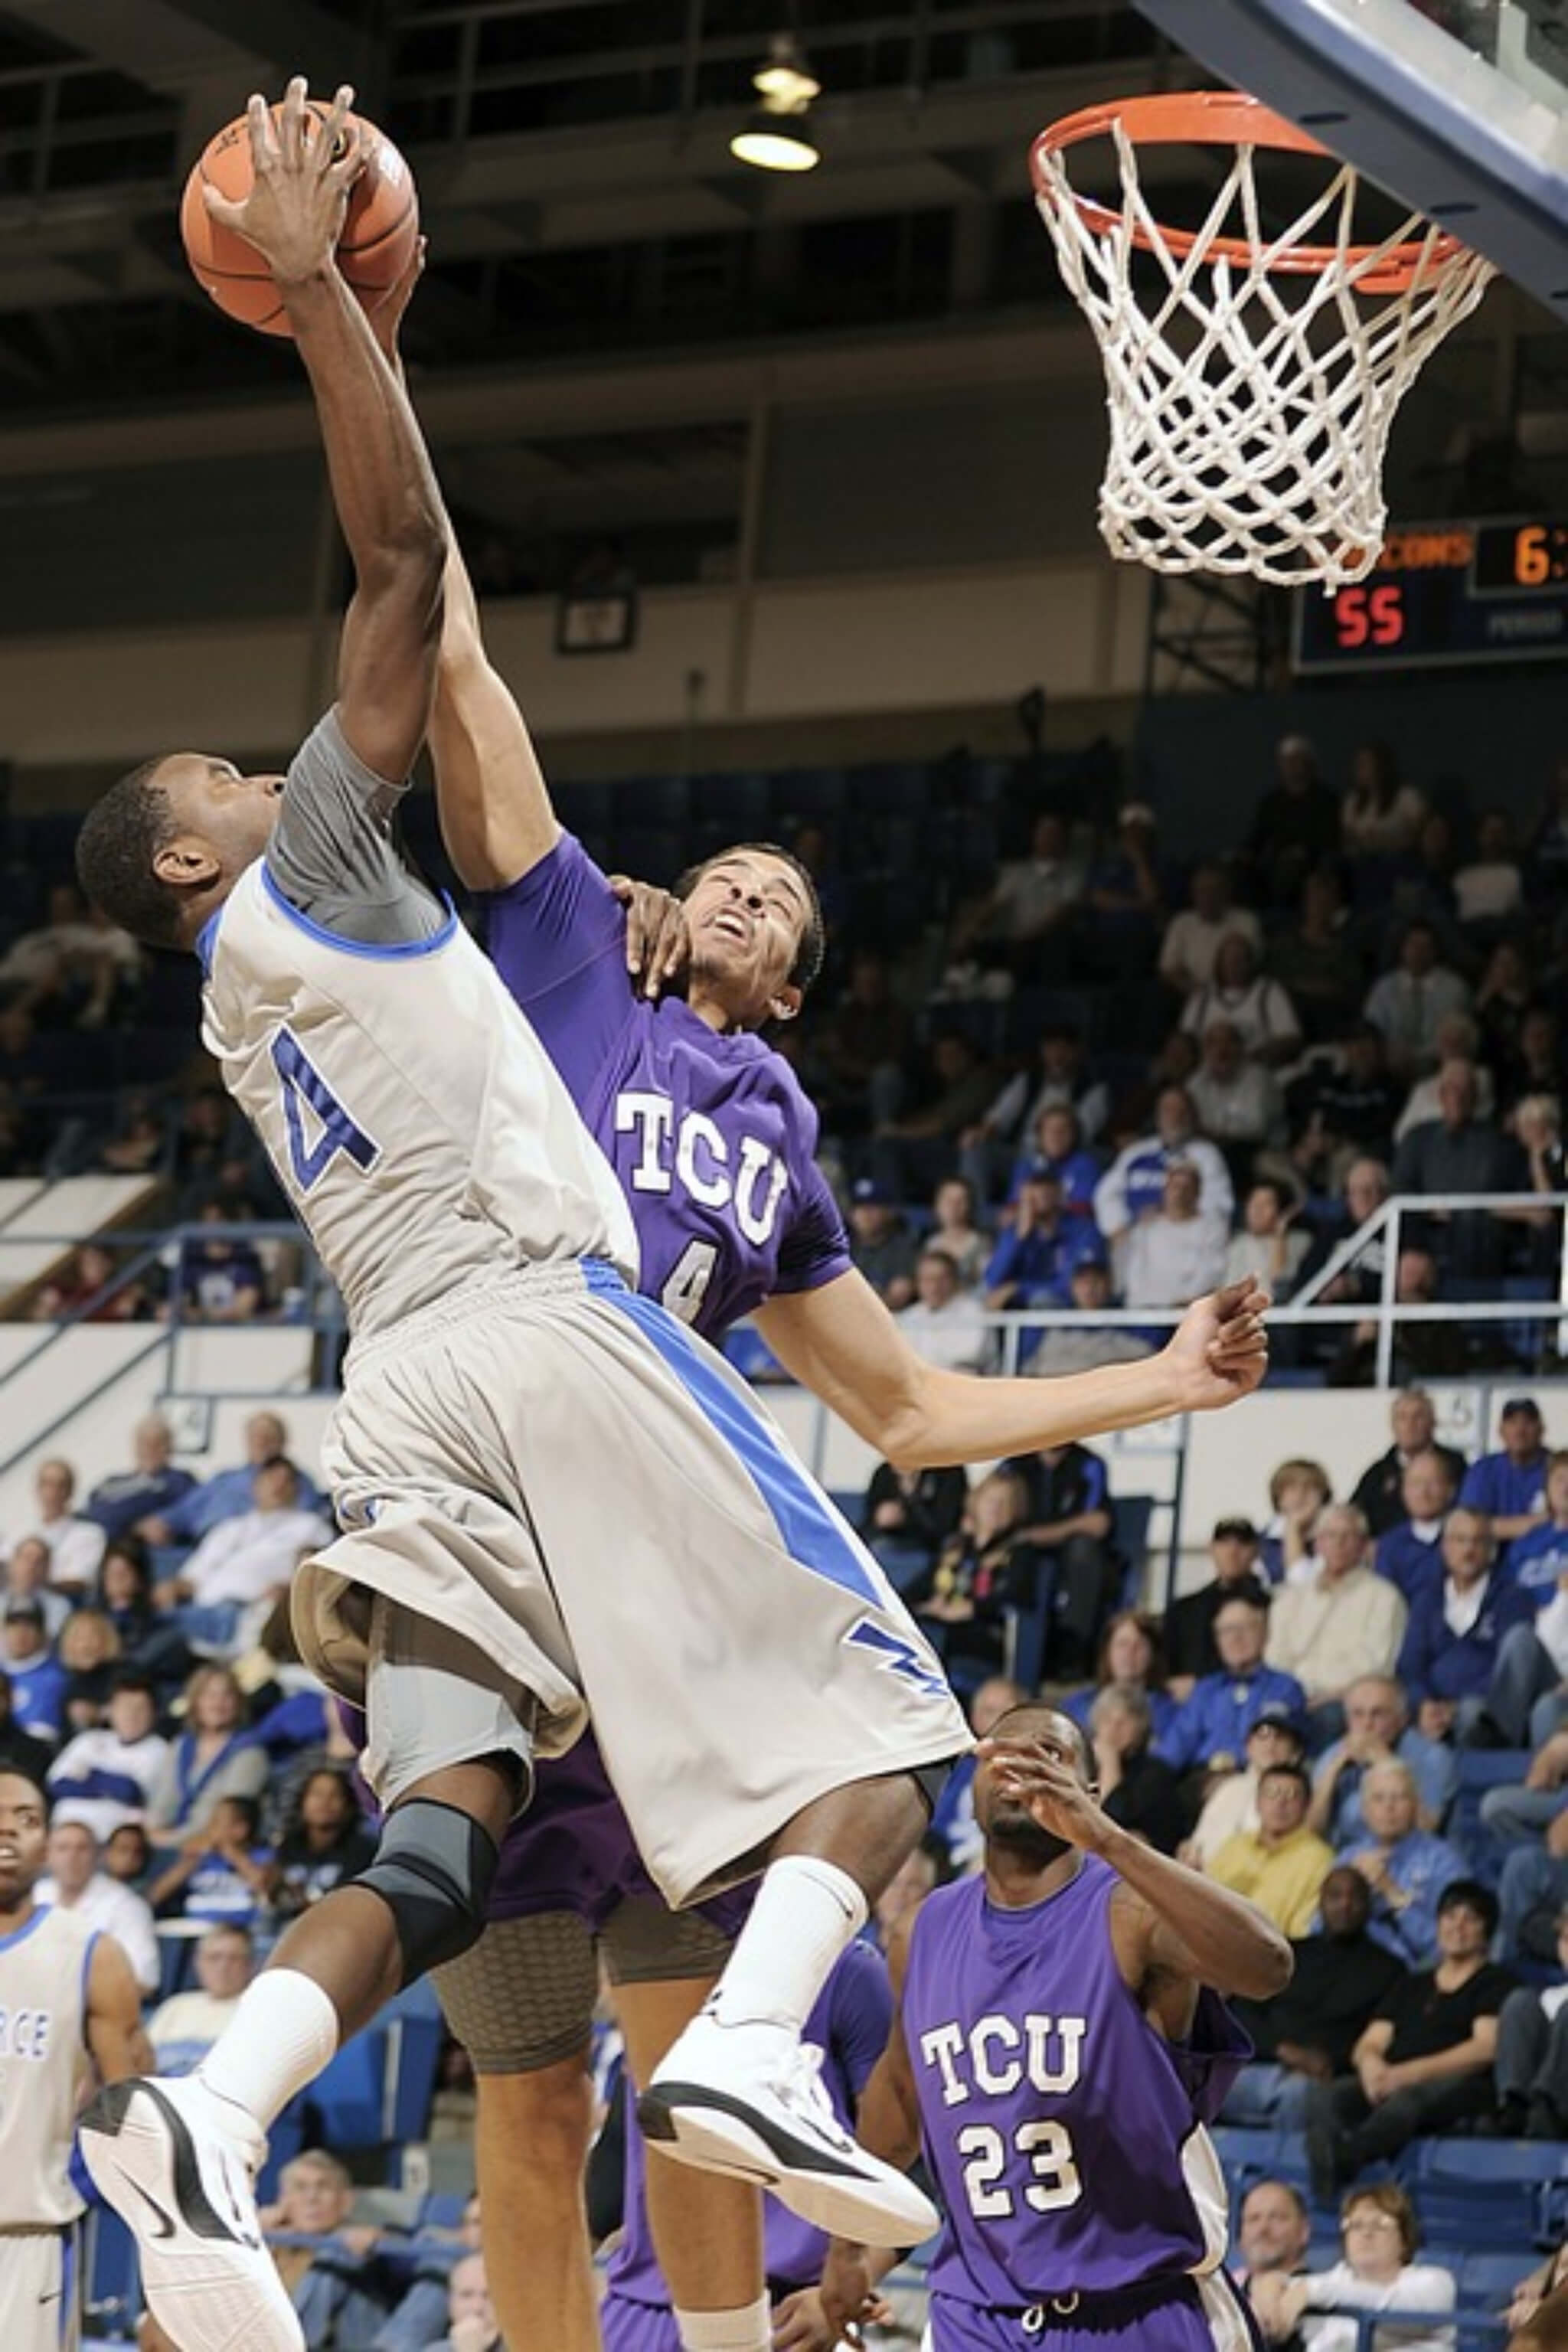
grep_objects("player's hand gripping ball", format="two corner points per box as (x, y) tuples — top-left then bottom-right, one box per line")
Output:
(181, 93), (419, 337)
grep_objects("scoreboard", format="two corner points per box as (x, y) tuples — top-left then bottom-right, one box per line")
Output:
(1292, 521), (1568, 675)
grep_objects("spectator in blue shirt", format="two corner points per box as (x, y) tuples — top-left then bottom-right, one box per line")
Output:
(83, 1411), (197, 1541)
(1508, 1450), (1568, 1596)
(983, 1168), (1073, 1318)
(1157, 1591), (1307, 1775)
(0, 1596), (67, 1741)
(1395, 1508), (1535, 1739)
(1461, 1396), (1550, 1547)
(1374, 1447), (1458, 1603)
(139, 1408), (324, 1547)
(148, 1792), (275, 1931)
(1007, 1105), (1102, 1227)
(1308, 1673), (1456, 1851)
(1343, 1756), (1467, 1965)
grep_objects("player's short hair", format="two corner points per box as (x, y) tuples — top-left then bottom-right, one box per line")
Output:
(676, 841), (826, 995)
(0, 1765), (51, 1821)
(985, 1702), (1091, 1779)
(76, 758), (184, 949)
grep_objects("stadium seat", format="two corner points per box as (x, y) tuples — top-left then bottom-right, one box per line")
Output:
(1112, 1494), (1154, 1609)
(1455, 2248), (1540, 2304)
(769, 769), (847, 825)
(1449, 1748), (1534, 1877)
(612, 774), (690, 828)
(555, 779), (615, 835)
(691, 770), (771, 828)
(607, 826), (684, 886)
(1403, 2136), (1566, 2246)
(845, 763), (932, 818)
(1004, 1497), (1155, 1690)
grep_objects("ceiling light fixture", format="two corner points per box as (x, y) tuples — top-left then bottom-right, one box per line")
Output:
(731, 29), (824, 172)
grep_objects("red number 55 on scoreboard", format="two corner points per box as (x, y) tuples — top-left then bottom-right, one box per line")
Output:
(1331, 583), (1406, 648)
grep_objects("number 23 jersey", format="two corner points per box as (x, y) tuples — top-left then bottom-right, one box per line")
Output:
(900, 1857), (1247, 2303)
(484, 834), (850, 1341)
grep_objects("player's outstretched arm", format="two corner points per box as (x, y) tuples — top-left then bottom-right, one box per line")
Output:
(86, 1931), (155, 2082)
(984, 1738), (1292, 2001)
(429, 524), (559, 890)
(368, 250), (559, 890)
(205, 80), (445, 785)
(751, 1269), (1269, 1472)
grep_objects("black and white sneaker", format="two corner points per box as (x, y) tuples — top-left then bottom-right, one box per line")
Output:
(639, 2017), (939, 2246)
(78, 2073), (303, 2352)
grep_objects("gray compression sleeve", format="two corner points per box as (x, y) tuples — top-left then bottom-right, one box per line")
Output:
(266, 707), (446, 947)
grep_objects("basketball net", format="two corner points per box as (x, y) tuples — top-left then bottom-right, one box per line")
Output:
(1033, 102), (1495, 586)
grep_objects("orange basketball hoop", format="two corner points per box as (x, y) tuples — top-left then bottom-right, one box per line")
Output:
(1031, 90), (1495, 586)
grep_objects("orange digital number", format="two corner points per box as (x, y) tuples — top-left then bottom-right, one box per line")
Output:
(1517, 524), (1550, 586)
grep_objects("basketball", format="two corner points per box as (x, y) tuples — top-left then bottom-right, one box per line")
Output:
(180, 100), (419, 338)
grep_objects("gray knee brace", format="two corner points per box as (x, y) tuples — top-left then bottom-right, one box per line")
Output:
(358, 1800), (500, 1981)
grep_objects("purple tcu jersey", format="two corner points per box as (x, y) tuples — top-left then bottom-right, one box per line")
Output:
(902, 1857), (1246, 2305)
(603, 1938), (894, 2352)
(484, 832), (851, 1341)
(477, 833), (849, 1927)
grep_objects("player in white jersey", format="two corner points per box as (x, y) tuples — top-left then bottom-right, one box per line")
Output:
(0, 1771), (150, 2352)
(71, 79), (970, 2352)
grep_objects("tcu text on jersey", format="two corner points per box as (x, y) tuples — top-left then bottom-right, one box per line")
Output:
(615, 1089), (789, 1246)
(919, 2011), (1086, 2105)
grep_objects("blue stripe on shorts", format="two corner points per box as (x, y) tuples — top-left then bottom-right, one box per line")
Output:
(583, 1259), (884, 1611)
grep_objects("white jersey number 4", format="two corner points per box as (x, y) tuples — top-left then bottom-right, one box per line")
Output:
(661, 1237), (718, 1325)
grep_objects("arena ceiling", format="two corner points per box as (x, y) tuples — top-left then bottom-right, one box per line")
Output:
(0, 1), (1171, 413)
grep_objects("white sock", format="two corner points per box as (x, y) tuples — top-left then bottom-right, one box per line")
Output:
(704, 1856), (867, 2041)
(197, 1969), (340, 2132)
(675, 2297), (772, 2352)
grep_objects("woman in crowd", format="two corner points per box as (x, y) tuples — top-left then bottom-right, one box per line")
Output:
(903, 1466), (1037, 1697)
(1063, 1608), (1179, 1746)
(269, 1762), (379, 1922)
(925, 1174), (991, 1289)
(1342, 743), (1427, 861)
(1250, 2184), (1455, 2351)
(146, 1661), (268, 1842)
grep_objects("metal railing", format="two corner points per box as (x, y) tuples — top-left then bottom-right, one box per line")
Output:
(3, 1191), (1565, 1482)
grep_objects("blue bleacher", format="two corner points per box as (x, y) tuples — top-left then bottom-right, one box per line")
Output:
(1449, 1748), (1534, 1878)
(1404, 2137), (1566, 2246)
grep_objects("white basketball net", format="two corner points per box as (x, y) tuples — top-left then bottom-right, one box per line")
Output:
(1035, 122), (1495, 586)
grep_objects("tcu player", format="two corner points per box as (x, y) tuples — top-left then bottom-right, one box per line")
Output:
(0, 1770), (149, 2351)
(377, 263), (1272, 2352)
(602, 1939), (896, 2352)
(821, 1708), (1292, 2352)
(73, 81), (975, 2352)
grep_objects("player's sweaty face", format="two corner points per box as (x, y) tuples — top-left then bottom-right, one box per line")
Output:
(973, 1714), (1085, 1843)
(684, 853), (808, 1015)
(163, 754), (286, 871)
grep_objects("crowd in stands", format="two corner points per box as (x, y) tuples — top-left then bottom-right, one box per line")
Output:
(7, 731), (1568, 1381)
(4, 1370), (1568, 2340)
(10, 731), (1568, 2341)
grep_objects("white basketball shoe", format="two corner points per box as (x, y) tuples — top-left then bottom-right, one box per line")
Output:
(639, 2012), (938, 2245)
(78, 2072), (304, 2352)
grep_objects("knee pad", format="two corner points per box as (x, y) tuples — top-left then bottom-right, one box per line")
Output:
(358, 1799), (500, 1981)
